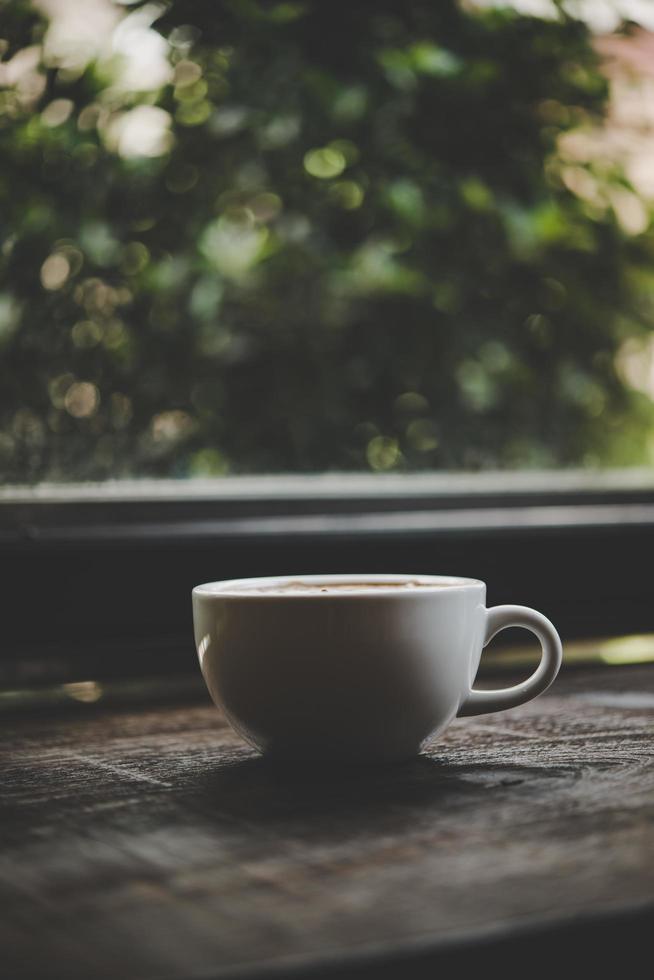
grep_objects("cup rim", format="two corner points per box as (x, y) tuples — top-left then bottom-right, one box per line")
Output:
(193, 573), (485, 598)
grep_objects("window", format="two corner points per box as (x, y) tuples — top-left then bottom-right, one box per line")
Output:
(2, 0), (654, 481)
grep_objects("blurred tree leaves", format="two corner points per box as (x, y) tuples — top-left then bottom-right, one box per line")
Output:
(1, 0), (654, 481)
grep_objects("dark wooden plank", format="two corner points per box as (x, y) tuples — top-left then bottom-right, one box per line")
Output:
(1, 665), (653, 979)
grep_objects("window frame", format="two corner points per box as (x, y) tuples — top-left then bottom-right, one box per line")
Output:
(2, 469), (654, 687)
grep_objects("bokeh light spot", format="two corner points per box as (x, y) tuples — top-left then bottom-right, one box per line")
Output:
(249, 192), (283, 222)
(102, 320), (129, 351)
(0, 294), (21, 342)
(176, 99), (211, 127)
(40, 253), (71, 290)
(332, 86), (368, 121)
(121, 242), (150, 276)
(330, 180), (364, 209)
(189, 447), (230, 475)
(64, 381), (100, 418)
(48, 373), (75, 409)
(616, 335), (654, 400)
(366, 435), (402, 471)
(71, 320), (103, 349)
(106, 105), (173, 158)
(394, 391), (429, 414)
(77, 103), (101, 131)
(174, 60), (202, 87)
(200, 215), (268, 277)
(41, 98), (73, 127)
(406, 419), (439, 452)
(304, 146), (346, 179)
(151, 410), (194, 443)
(259, 114), (300, 148)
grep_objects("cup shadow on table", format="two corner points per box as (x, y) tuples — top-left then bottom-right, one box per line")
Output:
(179, 751), (552, 837)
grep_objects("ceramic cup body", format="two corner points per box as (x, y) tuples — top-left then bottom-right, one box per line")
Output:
(192, 574), (562, 763)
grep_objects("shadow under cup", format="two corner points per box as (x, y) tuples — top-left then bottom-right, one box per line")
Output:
(192, 574), (489, 764)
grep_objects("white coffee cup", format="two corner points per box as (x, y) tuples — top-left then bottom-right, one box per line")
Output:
(192, 574), (562, 763)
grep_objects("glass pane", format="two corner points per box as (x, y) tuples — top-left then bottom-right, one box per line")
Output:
(2, 0), (654, 481)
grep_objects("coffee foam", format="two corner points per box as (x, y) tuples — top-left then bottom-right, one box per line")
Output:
(223, 580), (456, 595)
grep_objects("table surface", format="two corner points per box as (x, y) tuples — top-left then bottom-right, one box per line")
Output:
(2, 664), (653, 980)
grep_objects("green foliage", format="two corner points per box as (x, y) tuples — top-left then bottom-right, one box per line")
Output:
(1, 0), (653, 481)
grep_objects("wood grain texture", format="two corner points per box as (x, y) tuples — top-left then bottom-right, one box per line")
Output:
(1, 665), (653, 979)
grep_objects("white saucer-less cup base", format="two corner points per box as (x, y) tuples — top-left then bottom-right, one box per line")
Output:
(192, 575), (562, 764)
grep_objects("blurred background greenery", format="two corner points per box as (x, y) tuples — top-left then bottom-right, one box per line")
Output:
(2, 0), (654, 482)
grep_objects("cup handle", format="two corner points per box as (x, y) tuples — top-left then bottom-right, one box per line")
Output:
(457, 605), (563, 717)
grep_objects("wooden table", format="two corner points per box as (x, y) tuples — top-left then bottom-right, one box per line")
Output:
(2, 664), (653, 979)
